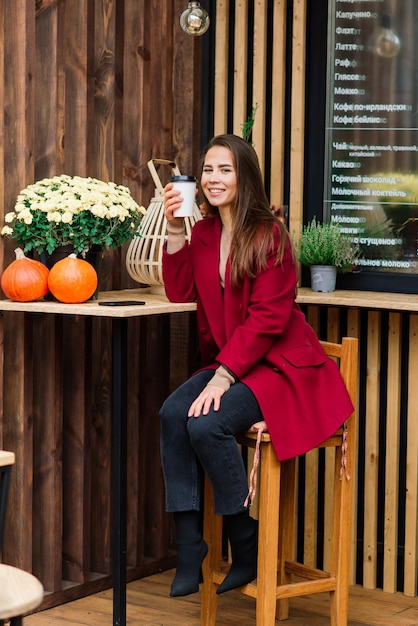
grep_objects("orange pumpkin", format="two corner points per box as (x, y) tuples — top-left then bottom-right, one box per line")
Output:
(1, 248), (50, 301)
(48, 254), (98, 303)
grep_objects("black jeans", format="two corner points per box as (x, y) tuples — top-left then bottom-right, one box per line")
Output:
(159, 370), (263, 516)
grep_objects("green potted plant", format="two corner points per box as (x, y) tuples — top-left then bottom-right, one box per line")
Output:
(296, 216), (359, 292)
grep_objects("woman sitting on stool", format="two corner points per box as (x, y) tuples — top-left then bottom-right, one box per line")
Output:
(159, 134), (353, 597)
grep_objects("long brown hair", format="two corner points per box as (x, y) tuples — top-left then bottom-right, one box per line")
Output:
(198, 134), (290, 286)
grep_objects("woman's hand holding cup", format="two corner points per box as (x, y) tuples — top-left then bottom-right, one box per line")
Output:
(164, 183), (184, 222)
(165, 175), (197, 220)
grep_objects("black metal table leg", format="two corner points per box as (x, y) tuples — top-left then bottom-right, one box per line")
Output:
(112, 317), (128, 626)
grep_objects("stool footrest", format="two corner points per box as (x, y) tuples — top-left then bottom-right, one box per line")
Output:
(284, 560), (330, 580)
(276, 577), (337, 599)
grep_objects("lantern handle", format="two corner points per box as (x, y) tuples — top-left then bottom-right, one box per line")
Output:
(147, 159), (181, 197)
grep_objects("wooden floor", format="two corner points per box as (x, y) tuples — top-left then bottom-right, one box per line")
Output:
(24, 569), (418, 626)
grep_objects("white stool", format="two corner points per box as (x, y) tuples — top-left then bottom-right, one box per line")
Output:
(0, 563), (44, 625)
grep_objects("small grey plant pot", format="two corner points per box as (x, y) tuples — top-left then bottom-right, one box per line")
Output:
(310, 265), (337, 292)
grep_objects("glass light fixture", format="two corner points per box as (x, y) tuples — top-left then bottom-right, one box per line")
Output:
(180, 1), (210, 36)
(369, 14), (401, 58)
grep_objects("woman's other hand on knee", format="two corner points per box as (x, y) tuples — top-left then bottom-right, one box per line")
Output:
(188, 384), (225, 417)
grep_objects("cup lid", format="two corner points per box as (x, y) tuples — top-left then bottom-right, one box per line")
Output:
(169, 175), (196, 182)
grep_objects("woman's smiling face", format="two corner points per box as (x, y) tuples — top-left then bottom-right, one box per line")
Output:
(201, 146), (237, 213)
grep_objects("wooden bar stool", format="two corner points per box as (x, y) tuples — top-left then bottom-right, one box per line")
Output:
(0, 451), (44, 625)
(201, 337), (358, 626)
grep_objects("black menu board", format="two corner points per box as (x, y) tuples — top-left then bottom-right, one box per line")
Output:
(324, 1), (418, 283)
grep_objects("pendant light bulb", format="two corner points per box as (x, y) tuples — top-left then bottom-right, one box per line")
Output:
(180, 1), (210, 36)
(370, 14), (401, 58)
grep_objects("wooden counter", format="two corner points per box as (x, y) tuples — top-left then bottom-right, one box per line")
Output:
(0, 288), (197, 316)
(296, 288), (418, 312)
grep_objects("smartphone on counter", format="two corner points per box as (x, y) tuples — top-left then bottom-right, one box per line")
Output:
(98, 300), (146, 306)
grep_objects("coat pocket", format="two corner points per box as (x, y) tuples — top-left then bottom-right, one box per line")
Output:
(281, 345), (328, 368)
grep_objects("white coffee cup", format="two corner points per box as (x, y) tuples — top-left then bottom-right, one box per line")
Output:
(169, 175), (197, 217)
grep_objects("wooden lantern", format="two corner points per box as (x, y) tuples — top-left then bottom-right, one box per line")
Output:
(126, 159), (202, 294)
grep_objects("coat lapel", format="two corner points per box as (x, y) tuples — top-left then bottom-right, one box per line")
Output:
(192, 217), (227, 349)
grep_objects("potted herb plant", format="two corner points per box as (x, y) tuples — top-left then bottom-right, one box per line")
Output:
(296, 216), (359, 292)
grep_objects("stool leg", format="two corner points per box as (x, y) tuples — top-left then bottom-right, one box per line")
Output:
(276, 457), (296, 621)
(201, 476), (222, 626)
(329, 447), (351, 626)
(255, 442), (281, 626)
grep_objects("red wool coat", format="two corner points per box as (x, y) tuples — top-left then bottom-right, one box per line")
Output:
(162, 216), (354, 461)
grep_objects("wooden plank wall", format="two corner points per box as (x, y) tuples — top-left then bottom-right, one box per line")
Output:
(0, 0), (202, 607)
(214, 0), (418, 598)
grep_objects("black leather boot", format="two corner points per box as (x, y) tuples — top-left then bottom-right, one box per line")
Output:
(170, 511), (208, 597)
(216, 510), (258, 594)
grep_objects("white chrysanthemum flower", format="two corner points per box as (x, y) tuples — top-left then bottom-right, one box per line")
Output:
(1, 226), (14, 235)
(47, 211), (62, 223)
(90, 204), (108, 219)
(67, 198), (83, 212)
(4, 212), (16, 223)
(61, 211), (73, 224)
(18, 209), (32, 222)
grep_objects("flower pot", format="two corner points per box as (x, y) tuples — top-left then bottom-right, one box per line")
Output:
(40, 245), (74, 270)
(310, 265), (337, 292)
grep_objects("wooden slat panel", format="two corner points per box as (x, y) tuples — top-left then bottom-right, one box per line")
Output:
(62, 317), (90, 583)
(126, 319), (141, 567)
(404, 314), (418, 596)
(346, 308), (361, 586)
(60, 0), (90, 175)
(232, 0), (248, 137)
(269, 0), (287, 206)
(252, 0), (268, 171)
(35, 0), (59, 179)
(323, 309), (341, 571)
(147, 3), (174, 162)
(32, 315), (63, 592)
(2, 0), (36, 575)
(140, 317), (172, 559)
(89, 318), (112, 575)
(363, 310), (381, 589)
(172, 0), (201, 173)
(214, 0), (229, 134)
(383, 313), (402, 593)
(122, 0), (152, 208)
(304, 300), (321, 568)
(92, 0), (117, 289)
(92, 0), (116, 182)
(289, 0), (307, 237)
(3, 0), (35, 245)
(306, 305), (320, 335)
(303, 448), (318, 567)
(2, 314), (33, 571)
(304, 308), (320, 569)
